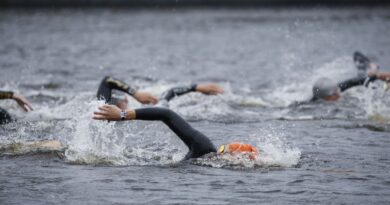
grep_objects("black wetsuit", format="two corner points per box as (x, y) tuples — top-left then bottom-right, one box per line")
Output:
(135, 107), (216, 159)
(96, 76), (213, 159)
(309, 76), (377, 102)
(0, 91), (14, 124)
(97, 76), (137, 104)
(97, 76), (198, 104)
(337, 76), (376, 92)
(97, 76), (216, 159)
(160, 84), (197, 102)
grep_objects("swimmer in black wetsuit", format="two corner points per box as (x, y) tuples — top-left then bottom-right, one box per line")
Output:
(0, 91), (33, 124)
(0, 76), (224, 156)
(97, 76), (224, 109)
(7, 104), (254, 159)
(93, 105), (258, 160)
(97, 76), (159, 109)
(310, 51), (379, 102)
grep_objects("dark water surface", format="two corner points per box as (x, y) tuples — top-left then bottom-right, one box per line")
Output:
(1, 7), (390, 204)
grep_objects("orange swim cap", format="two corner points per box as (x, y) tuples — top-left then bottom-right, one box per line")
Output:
(217, 142), (258, 159)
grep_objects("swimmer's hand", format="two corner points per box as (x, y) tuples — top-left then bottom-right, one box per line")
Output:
(12, 94), (33, 112)
(133, 91), (158, 104)
(93, 105), (135, 121)
(115, 97), (129, 110)
(196, 83), (224, 95)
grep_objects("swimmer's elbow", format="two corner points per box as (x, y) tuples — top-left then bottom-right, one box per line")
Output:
(164, 108), (176, 120)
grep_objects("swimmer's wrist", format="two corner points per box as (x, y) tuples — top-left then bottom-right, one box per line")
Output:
(127, 87), (137, 96)
(124, 108), (136, 120)
(120, 110), (126, 121)
(9, 92), (14, 99)
(191, 84), (198, 92)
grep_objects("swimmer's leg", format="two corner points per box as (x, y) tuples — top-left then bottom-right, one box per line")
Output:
(135, 107), (216, 159)
(0, 107), (12, 124)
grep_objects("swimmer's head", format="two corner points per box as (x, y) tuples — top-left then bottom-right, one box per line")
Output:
(217, 142), (258, 160)
(312, 78), (340, 101)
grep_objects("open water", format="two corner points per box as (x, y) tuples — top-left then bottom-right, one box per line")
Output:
(0, 7), (390, 204)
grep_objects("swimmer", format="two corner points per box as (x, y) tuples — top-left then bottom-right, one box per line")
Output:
(3, 105), (255, 160)
(97, 76), (224, 109)
(310, 51), (379, 102)
(92, 105), (258, 160)
(0, 91), (33, 124)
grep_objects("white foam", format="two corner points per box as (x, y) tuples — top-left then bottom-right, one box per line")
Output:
(62, 100), (130, 165)
(192, 131), (301, 169)
(253, 133), (301, 167)
(358, 82), (390, 122)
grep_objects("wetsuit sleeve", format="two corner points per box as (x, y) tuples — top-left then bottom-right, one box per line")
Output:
(0, 91), (13, 100)
(96, 76), (137, 102)
(160, 84), (197, 102)
(135, 107), (216, 159)
(337, 76), (377, 92)
(0, 107), (12, 124)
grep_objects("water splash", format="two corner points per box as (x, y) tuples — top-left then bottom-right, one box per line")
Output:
(254, 133), (301, 167)
(1, 81), (302, 167)
(191, 130), (301, 169)
(359, 82), (390, 123)
(61, 100), (130, 165)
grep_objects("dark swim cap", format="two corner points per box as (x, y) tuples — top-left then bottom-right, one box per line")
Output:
(312, 78), (339, 99)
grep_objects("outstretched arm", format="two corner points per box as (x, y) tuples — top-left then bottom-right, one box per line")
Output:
(160, 84), (197, 102)
(161, 83), (224, 102)
(97, 76), (158, 104)
(371, 71), (390, 83)
(0, 91), (13, 100)
(93, 105), (216, 158)
(337, 76), (376, 92)
(0, 91), (33, 112)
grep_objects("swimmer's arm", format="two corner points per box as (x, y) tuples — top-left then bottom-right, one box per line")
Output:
(374, 72), (390, 83)
(160, 84), (197, 102)
(0, 91), (13, 99)
(102, 76), (158, 104)
(0, 91), (33, 112)
(196, 83), (224, 95)
(161, 83), (224, 102)
(12, 93), (33, 112)
(93, 104), (135, 121)
(102, 76), (137, 96)
(133, 91), (158, 105)
(93, 105), (208, 150)
(337, 76), (372, 92)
